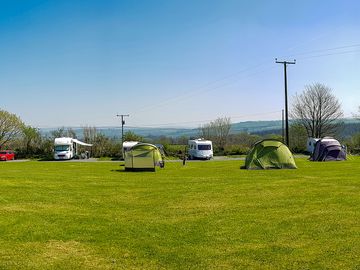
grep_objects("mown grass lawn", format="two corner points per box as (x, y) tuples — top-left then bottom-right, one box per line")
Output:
(0, 158), (359, 269)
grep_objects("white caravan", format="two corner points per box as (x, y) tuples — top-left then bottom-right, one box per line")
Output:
(306, 137), (320, 154)
(54, 137), (93, 160)
(122, 141), (139, 157)
(188, 138), (213, 160)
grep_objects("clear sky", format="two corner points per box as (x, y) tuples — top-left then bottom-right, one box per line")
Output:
(1, 0), (359, 128)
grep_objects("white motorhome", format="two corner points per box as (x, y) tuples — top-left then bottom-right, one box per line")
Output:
(188, 138), (213, 160)
(54, 137), (92, 160)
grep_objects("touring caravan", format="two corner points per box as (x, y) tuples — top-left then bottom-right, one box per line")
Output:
(307, 137), (320, 154)
(122, 141), (139, 158)
(54, 137), (92, 160)
(188, 138), (213, 160)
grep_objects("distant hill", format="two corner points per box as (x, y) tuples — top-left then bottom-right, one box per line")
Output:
(40, 121), (284, 138)
(231, 120), (283, 133)
(40, 119), (360, 139)
(40, 126), (197, 138)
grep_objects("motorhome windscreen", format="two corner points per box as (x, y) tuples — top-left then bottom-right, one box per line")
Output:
(198, 144), (211, 150)
(55, 145), (70, 151)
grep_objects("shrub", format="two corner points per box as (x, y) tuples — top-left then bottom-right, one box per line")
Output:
(163, 144), (187, 158)
(223, 145), (250, 156)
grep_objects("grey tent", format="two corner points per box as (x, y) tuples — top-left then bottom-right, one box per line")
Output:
(310, 137), (346, 161)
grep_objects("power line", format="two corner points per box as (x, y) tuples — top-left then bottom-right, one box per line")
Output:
(131, 45), (360, 117)
(127, 110), (281, 128)
(130, 43), (360, 117)
(124, 41), (359, 130)
(281, 43), (360, 58)
(297, 49), (360, 60)
(131, 63), (275, 116)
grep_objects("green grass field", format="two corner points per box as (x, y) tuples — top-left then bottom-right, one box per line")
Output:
(0, 158), (359, 269)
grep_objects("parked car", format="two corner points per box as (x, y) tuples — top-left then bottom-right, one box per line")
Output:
(0, 150), (15, 161)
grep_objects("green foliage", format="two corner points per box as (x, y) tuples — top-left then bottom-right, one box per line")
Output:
(345, 132), (360, 154)
(0, 109), (25, 146)
(82, 126), (122, 158)
(0, 159), (359, 269)
(50, 127), (77, 139)
(218, 133), (261, 156)
(90, 134), (121, 158)
(264, 134), (283, 141)
(223, 144), (250, 155)
(228, 132), (261, 146)
(123, 131), (144, 142)
(289, 124), (308, 153)
(163, 144), (187, 158)
(291, 83), (343, 138)
(23, 126), (40, 149)
(176, 135), (188, 145)
(158, 135), (173, 146)
(199, 116), (231, 149)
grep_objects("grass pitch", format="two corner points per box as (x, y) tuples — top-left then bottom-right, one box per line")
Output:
(0, 158), (359, 269)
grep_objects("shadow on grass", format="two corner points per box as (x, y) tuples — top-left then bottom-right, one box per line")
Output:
(111, 169), (156, 173)
(38, 157), (55, 161)
(111, 169), (126, 173)
(111, 157), (123, 161)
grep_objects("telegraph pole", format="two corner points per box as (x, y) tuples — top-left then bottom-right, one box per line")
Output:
(282, 109), (285, 143)
(116, 114), (129, 157)
(275, 59), (296, 146)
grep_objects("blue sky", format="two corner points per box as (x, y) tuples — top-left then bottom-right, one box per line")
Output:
(0, 0), (359, 128)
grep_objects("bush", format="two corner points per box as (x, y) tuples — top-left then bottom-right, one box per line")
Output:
(223, 145), (250, 156)
(163, 144), (187, 158)
(345, 133), (360, 154)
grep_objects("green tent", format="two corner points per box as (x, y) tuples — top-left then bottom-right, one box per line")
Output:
(245, 139), (297, 169)
(125, 143), (164, 172)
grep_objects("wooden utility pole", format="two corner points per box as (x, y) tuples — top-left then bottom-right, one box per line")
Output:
(275, 59), (296, 146)
(282, 109), (285, 143)
(116, 114), (129, 157)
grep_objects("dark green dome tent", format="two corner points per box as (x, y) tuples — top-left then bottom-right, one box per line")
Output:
(125, 143), (164, 172)
(245, 139), (297, 169)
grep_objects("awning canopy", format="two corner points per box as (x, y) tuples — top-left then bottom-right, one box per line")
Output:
(73, 139), (93, 147)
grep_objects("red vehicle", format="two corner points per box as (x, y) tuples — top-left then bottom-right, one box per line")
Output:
(0, 150), (15, 161)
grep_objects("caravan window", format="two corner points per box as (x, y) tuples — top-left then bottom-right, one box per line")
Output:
(55, 145), (70, 151)
(198, 144), (211, 150)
